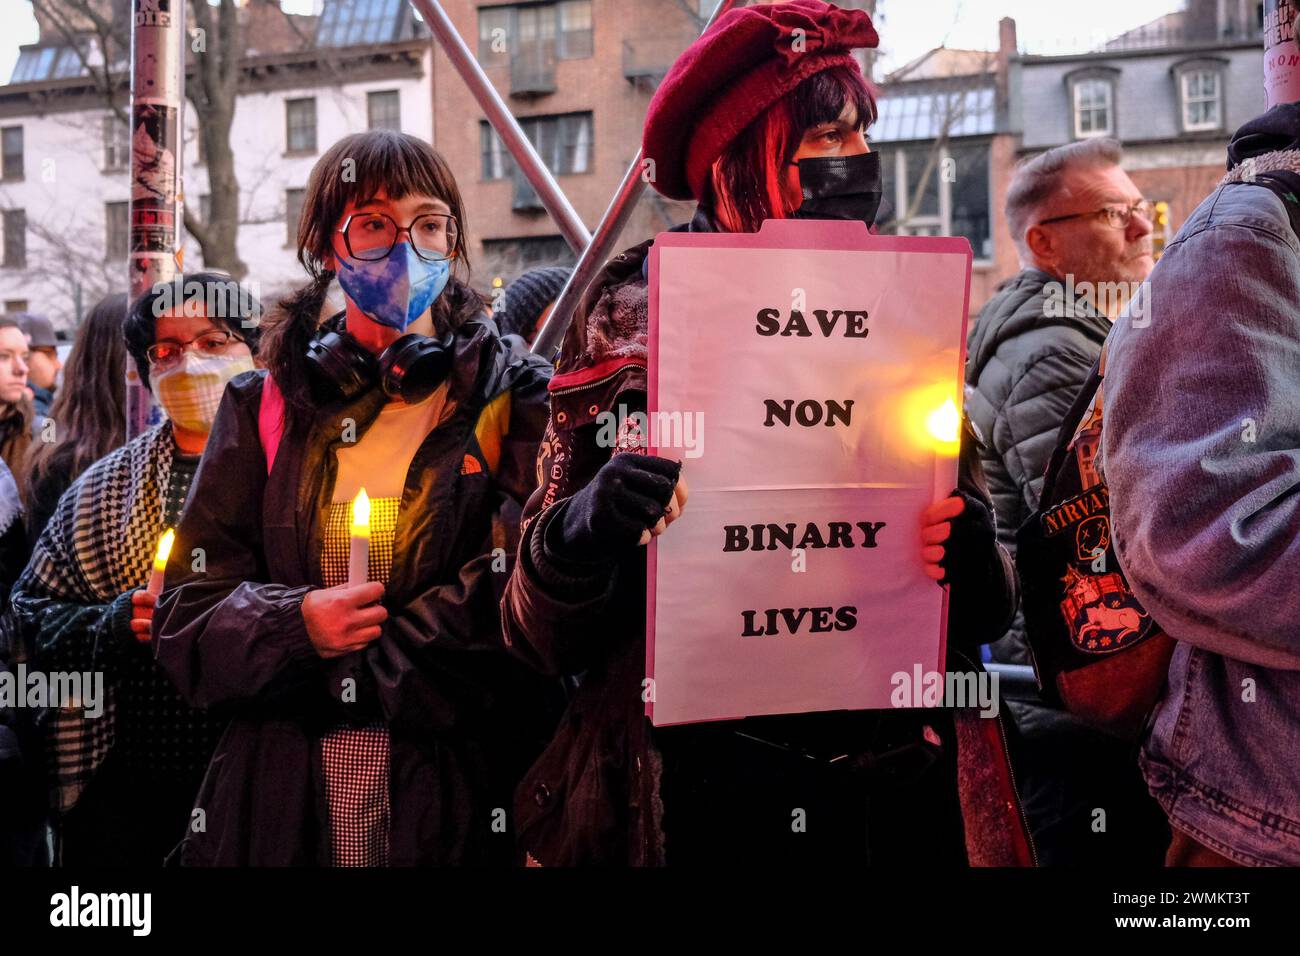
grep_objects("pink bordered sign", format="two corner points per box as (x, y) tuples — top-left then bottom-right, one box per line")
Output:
(645, 219), (973, 726)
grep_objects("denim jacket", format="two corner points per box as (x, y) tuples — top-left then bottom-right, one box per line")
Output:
(1103, 155), (1300, 865)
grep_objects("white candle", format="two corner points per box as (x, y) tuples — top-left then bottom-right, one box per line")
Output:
(348, 488), (371, 586)
(147, 528), (175, 596)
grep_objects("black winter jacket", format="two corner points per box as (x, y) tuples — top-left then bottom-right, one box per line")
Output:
(151, 315), (558, 866)
(503, 226), (1034, 867)
(964, 267), (1109, 736)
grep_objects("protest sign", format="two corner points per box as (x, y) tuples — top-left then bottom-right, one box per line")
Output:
(645, 219), (972, 726)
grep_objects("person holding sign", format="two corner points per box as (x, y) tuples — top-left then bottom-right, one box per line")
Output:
(149, 131), (556, 866)
(503, 1), (1026, 867)
(10, 274), (260, 866)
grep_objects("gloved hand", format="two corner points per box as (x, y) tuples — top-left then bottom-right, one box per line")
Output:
(550, 452), (683, 563)
(920, 488), (997, 589)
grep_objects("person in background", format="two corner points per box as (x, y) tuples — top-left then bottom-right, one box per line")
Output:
(0, 454), (49, 868)
(496, 266), (572, 348)
(9, 273), (261, 866)
(501, 1), (1026, 868)
(1104, 100), (1300, 867)
(24, 294), (129, 545)
(964, 137), (1166, 865)
(16, 313), (62, 431)
(0, 319), (32, 501)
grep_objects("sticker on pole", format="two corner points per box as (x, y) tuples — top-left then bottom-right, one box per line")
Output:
(645, 219), (972, 726)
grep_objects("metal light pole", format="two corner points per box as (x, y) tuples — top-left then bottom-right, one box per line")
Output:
(125, 0), (186, 438)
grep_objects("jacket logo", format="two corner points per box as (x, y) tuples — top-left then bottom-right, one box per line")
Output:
(461, 454), (483, 475)
(1059, 565), (1150, 653)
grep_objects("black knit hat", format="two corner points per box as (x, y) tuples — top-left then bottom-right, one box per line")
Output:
(498, 266), (572, 340)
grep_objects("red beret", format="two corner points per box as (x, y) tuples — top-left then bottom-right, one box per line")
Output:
(642, 1), (879, 202)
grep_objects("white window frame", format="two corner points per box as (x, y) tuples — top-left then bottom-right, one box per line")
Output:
(1073, 78), (1114, 139)
(1180, 69), (1222, 132)
(890, 144), (992, 263)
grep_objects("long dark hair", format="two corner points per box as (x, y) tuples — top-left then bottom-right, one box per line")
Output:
(704, 65), (877, 233)
(259, 130), (482, 427)
(26, 292), (129, 499)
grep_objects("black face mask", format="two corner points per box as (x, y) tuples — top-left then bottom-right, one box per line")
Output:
(790, 151), (883, 228)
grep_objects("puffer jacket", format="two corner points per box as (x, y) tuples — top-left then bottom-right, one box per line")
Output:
(502, 215), (1035, 867)
(965, 268), (1109, 737)
(151, 313), (558, 866)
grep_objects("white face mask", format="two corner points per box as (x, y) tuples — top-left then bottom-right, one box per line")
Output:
(149, 352), (256, 434)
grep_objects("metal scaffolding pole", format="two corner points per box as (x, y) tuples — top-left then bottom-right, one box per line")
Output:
(530, 0), (743, 358)
(125, 0), (186, 439)
(409, 0), (592, 255)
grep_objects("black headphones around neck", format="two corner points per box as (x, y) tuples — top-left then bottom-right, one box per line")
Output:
(306, 316), (453, 405)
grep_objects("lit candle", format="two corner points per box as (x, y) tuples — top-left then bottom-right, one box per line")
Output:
(348, 488), (371, 586)
(925, 397), (961, 447)
(147, 528), (175, 596)
(926, 396), (962, 506)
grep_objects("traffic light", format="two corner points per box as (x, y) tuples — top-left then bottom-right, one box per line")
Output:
(1153, 201), (1170, 259)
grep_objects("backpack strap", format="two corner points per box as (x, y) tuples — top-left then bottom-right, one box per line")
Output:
(258, 373), (286, 477)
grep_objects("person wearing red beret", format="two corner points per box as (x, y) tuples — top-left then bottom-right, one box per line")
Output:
(502, 1), (1031, 866)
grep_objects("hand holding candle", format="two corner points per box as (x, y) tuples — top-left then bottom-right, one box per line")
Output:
(348, 488), (371, 586)
(135, 528), (174, 643)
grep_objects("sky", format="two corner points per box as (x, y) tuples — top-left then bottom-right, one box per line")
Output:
(0, 0), (1189, 83)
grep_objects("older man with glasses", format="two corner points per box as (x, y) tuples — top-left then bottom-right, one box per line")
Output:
(9, 272), (261, 866)
(963, 138), (1166, 867)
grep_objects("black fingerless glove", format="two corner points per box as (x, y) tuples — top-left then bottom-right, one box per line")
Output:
(938, 488), (997, 590)
(550, 452), (682, 563)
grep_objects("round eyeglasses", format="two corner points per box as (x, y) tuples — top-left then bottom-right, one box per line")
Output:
(338, 212), (460, 263)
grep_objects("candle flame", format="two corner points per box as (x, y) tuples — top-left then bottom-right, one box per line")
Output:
(154, 528), (175, 571)
(350, 488), (371, 536)
(926, 397), (961, 446)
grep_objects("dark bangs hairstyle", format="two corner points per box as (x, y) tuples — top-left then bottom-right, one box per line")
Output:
(260, 129), (482, 423)
(26, 292), (128, 507)
(703, 65), (877, 233)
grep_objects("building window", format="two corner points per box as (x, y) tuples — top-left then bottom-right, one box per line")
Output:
(199, 193), (212, 224)
(557, 1), (593, 58)
(106, 201), (129, 260)
(3, 299), (28, 313)
(1072, 78), (1113, 138)
(102, 115), (129, 171)
(885, 142), (992, 261)
(367, 90), (401, 130)
(285, 98), (317, 154)
(481, 112), (593, 180)
(286, 188), (305, 245)
(1180, 69), (1222, 131)
(476, 2), (593, 66)
(477, 5), (511, 64)
(2, 209), (27, 268)
(1, 127), (23, 181)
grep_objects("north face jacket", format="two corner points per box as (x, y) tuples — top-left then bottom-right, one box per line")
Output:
(151, 313), (558, 866)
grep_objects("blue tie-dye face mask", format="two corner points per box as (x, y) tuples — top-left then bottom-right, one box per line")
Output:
(335, 241), (451, 332)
